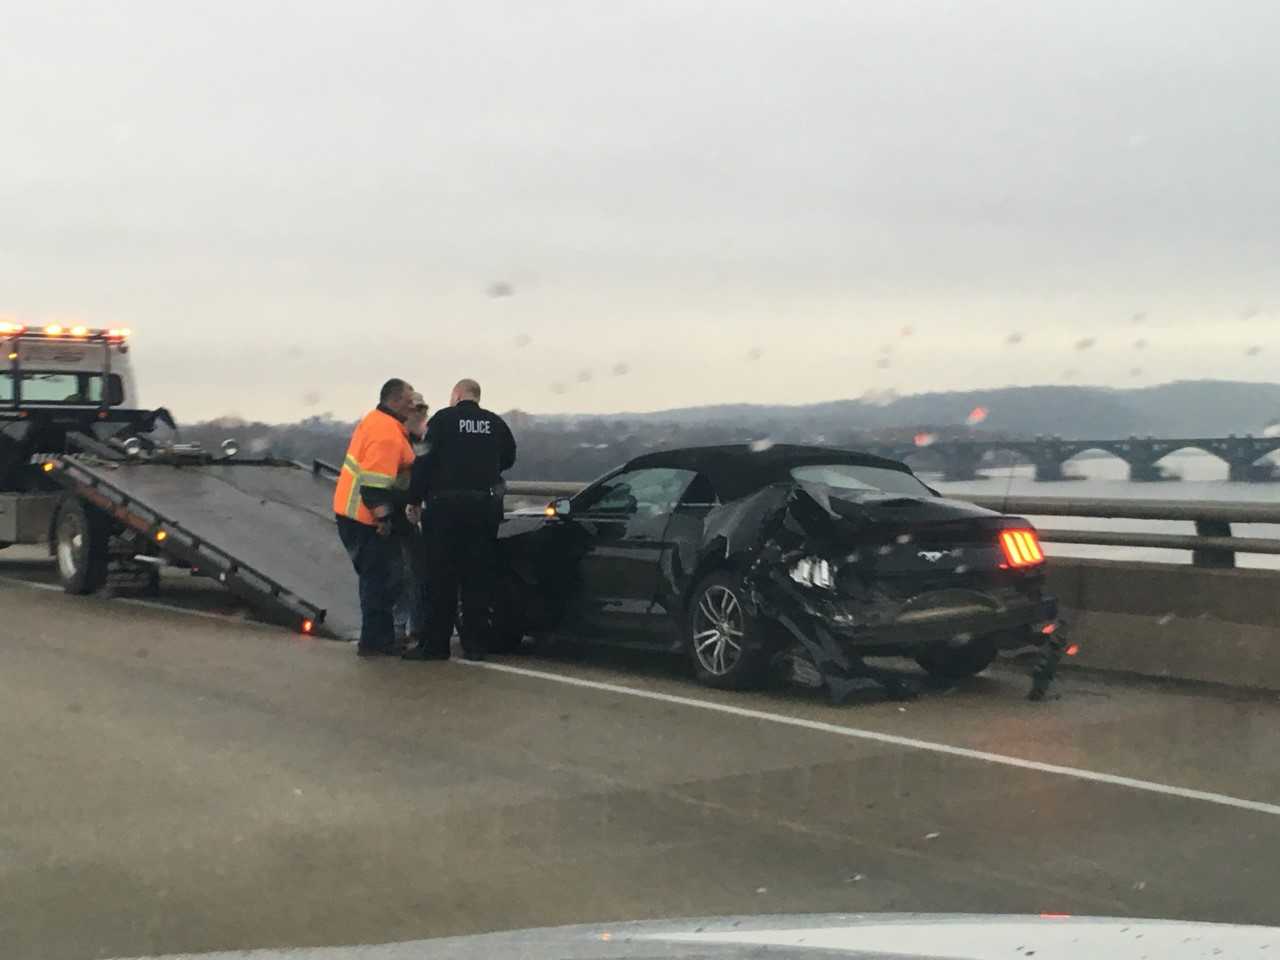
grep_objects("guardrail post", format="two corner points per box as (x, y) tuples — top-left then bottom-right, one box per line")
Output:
(1193, 520), (1235, 569)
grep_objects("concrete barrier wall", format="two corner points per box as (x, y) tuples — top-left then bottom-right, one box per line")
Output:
(1047, 557), (1280, 691)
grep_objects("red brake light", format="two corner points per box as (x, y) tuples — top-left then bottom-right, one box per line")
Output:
(999, 529), (1044, 568)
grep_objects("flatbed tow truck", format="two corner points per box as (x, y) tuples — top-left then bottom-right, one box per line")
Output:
(0, 322), (359, 639)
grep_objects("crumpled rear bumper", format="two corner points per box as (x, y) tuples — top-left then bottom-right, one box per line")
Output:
(750, 570), (1066, 702)
(816, 594), (1059, 657)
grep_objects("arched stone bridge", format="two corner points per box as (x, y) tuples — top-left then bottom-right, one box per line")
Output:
(865, 436), (1280, 482)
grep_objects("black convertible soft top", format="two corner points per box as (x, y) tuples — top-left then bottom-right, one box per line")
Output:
(624, 443), (913, 503)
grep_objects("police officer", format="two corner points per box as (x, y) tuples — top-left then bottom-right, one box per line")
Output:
(403, 378), (516, 661)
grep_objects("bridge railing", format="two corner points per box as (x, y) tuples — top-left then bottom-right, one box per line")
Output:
(504, 482), (1280, 569)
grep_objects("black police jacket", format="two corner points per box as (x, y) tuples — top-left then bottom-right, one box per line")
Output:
(408, 400), (516, 502)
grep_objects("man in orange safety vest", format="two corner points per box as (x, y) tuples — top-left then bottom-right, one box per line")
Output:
(333, 378), (418, 656)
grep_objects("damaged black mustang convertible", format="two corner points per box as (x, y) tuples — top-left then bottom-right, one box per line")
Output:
(494, 444), (1069, 702)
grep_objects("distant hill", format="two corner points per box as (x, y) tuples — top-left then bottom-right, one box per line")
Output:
(178, 380), (1280, 483)
(559, 380), (1280, 439)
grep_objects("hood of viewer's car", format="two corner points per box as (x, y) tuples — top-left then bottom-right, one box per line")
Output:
(108, 914), (1279, 959)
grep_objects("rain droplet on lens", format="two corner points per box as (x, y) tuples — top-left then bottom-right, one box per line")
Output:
(1130, 367), (1143, 377)
(895, 533), (912, 544)
(487, 282), (514, 298)
(965, 406), (989, 425)
(302, 391), (322, 407)
(549, 382), (566, 395)
(1131, 312), (1147, 325)
(879, 344), (893, 355)
(514, 333), (531, 348)
(612, 361), (630, 376)
(748, 439), (775, 453)
(913, 432), (937, 447)
(1075, 337), (1096, 351)
(900, 325), (914, 337)
(877, 356), (891, 369)
(1062, 368), (1078, 379)
(746, 346), (763, 361)
(1246, 345), (1263, 357)
(576, 369), (592, 383)
(1240, 305), (1260, 321)
(1134, 338), (1147, 350)
(1005, 332), (1023, 346)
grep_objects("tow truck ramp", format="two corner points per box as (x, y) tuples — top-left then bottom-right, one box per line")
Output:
(43, 454), (360, 640)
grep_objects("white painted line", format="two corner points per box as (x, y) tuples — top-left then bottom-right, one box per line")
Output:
(0, 575), (270, 629)
(118, 597), (271, 629)
(460, 659), (1280, 818)
(0, 576), (62, 593)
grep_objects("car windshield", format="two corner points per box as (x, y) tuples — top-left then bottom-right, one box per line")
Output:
(791, 464), (933, 498)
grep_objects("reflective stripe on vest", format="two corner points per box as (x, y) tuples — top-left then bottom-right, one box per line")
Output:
(337, 454), (402, 521)
(333, 409), (415, 525)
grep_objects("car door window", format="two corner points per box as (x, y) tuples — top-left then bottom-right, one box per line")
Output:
(577, 468), (698, 518)
(677, 472), (718, 508)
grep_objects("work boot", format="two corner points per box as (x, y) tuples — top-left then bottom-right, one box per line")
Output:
(402, 643), (450, 661)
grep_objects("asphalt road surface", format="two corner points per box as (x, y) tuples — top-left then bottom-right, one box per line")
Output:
(2, 552), (1279, 959)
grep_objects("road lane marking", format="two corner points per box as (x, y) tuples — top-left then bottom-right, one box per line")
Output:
(460, 659), (1280, 818)
(0, 575), (275, 629)
(6, 571), (1276, 818)
(0, 577), (61, 592)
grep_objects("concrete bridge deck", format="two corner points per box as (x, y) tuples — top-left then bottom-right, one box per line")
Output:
(1, 556), (1278, 959)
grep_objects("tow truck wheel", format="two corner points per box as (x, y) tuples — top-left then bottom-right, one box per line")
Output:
(915, 636), (998, 680)
(55, 499), (110, 595)
(686, 572), (770, 690)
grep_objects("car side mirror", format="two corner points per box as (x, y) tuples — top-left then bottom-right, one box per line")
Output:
(546, 497), (573, 519)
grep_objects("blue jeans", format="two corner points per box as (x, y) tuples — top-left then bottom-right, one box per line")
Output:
(393, 532), (430, 639)
(336, 516), (404, 650)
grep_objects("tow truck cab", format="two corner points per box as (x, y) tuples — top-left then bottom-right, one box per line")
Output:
(0, 322), (150, 551)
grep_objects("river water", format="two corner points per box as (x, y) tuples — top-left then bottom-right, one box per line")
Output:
(929, 450), (1280, 568)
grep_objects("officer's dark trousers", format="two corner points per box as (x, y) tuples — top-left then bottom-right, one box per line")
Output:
(336, 515), (404, 651)
(424, 496), (498, 658)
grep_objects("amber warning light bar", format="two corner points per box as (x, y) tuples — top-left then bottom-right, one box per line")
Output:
(1, 321), (130, 341)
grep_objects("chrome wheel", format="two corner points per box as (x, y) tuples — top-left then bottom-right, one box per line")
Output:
(57, 511), (84, 581)
(691, 584), (745, 677)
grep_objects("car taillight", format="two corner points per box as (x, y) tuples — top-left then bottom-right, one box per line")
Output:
(999, 528), (1044, 568)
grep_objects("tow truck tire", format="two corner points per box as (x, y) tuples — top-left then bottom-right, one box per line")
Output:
(916, 636), (998, 680)
(55, 499), (110, 595)
(686, 572), (771, 690)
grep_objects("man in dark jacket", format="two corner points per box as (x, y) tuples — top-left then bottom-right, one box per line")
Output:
(403, 378), (516, 661)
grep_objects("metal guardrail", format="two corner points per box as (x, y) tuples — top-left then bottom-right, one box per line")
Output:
(504, 482), (1280, 569)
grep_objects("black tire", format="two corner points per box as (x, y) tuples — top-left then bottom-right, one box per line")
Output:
(686, 571), (772, 690)
(915, 636), (998, 680)
(55, 499), (110, 595)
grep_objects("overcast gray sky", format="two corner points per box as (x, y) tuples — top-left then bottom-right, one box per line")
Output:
(2, 0), (1277, 421)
